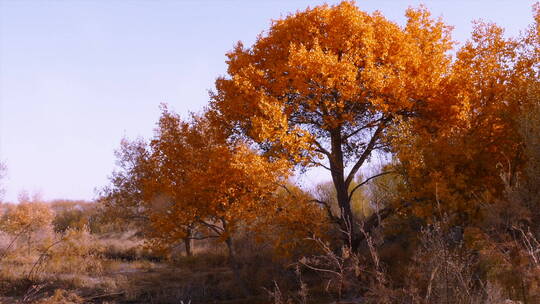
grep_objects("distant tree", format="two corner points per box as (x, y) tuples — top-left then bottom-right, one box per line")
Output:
(0, 201), (53, 253)
(210, 1), (453, 249)
(314, 179), (371, 220)
(50, 200), (96, 233)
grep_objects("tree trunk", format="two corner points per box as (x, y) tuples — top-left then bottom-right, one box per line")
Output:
(183, 237), (192, 257)
(221, 219), (249, 297)
(329, 128), (361, 251)
(183, 226), (194, 256)
(225, 235), (249, 297)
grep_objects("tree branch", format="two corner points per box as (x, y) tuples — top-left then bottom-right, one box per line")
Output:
(348, 171), (396, 201)
(197, 219), (224, 235)
(342, 118), (382, 140)
(344, 119), (390, 187)
(275, 182), (294, 197)
(312, 139), (331, 157)
(311, 160), (335, 172)
(356, 199), (414, 243)
(188, 235), (220, 240)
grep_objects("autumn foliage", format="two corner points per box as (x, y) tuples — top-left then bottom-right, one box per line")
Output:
(2, 1), (533, 303)
(396, 3), (540, 221)
(209, 1), (454, 249)
(101, 106), (332, 262)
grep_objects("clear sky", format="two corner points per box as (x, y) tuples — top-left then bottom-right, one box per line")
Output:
(0, 0), (537, 202)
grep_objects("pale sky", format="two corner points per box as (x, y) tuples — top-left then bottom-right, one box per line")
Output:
(0, 0), (537, 202)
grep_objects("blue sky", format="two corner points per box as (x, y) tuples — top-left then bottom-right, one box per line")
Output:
(0, 0), (537, 202)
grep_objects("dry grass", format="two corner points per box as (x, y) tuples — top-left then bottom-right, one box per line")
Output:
(0, 222), (281, 303)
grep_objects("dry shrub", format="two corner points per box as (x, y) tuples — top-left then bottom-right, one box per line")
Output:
(39, 226), (104, 278)
(297, 240), (362, 302)
(460, 101), (540, 304)
(281, 225), (398, 304)
(119, 266), (241, 304)
(234, 229), (295, 296)
(403, 220), (484, 304)
(34, 289), (84, 304)
(52, 207), (89, 233)
(99, 231), (162, 262)
(0, 225), (106, 298)
(0, 202), (53, 234)
(0, 202), (54, 257)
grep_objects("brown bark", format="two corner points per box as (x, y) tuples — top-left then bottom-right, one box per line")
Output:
(329, 127), (361, 250)
(183, 237), (192, 257)
(221, 219), (249, 297)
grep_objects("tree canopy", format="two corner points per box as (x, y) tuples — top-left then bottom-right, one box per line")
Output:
(210, 1), (453, 249)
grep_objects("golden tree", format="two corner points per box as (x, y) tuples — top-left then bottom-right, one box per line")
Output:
(395, 4), (540, 221)
(1, 202), (53, 235)
(210, 1), (453, 249)
(144, 107), (289, 262)
(0, 201), (54, 254)
(100, 138), (154, 232)
(103, 105), (290, 285)
(101, 129), (201, 256)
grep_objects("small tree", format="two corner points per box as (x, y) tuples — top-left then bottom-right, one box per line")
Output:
(0, 201), (54, 254)
(143, 107), (289, 282)
(100, 138), (154, 232)
(103, 106), (290, 288)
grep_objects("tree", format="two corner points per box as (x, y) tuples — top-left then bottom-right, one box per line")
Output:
(144, 107), (289, 275)
(395, 5), (539, 222)
(257, 182), (331, 257)
(100, 138), (154, 232)
(102, 131), (206, 257)
(103, 106), (290, 289)
(210, 1), (453, 249)
(0, 201), (54, 254)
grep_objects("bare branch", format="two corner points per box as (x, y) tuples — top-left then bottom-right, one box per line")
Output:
(344, 119), (390, 187)
(197, 219), (224, 235)
(311, 160), (335, 172)
(187, 235), (220, 240)
(348, 171), (396, 201)
(299, 260), (342, 277)
(342, 118), (382, 140)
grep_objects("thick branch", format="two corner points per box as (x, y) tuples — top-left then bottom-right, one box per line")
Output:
(356, 199), (414, 246)
(275, 182), (294, 197)
(344, 120), (388, 187)
(312, 139), (331, 158)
